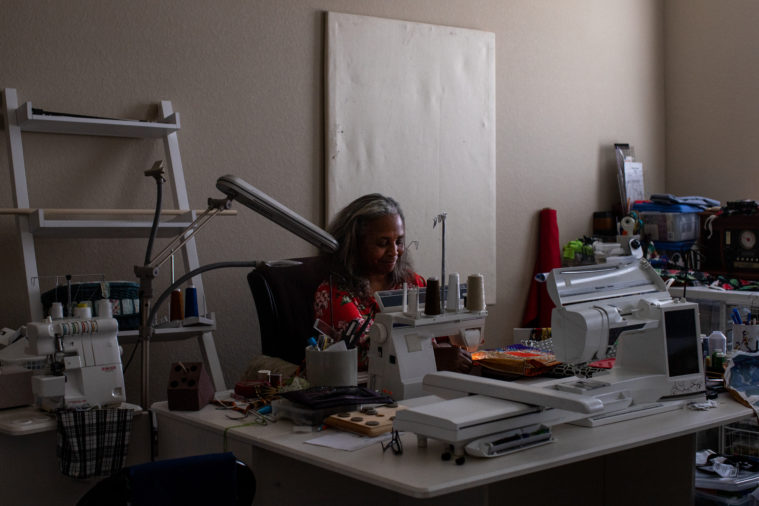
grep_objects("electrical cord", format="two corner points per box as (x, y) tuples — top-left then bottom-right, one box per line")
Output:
(122, 260), (259, 375)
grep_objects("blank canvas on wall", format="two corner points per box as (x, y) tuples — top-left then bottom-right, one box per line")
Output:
(325, 12), (496, 302)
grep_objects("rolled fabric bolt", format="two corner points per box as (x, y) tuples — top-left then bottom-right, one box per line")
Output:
(425, 277), (441, 315)
(466, 274), (485, 312)
(170, 288), (184, 321)
(446, 273), (460, 312)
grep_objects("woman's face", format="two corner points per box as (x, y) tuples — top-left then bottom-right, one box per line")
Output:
(359, 213), (405, 276)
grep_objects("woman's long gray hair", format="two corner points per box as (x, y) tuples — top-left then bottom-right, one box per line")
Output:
(326, 193), (415, 297)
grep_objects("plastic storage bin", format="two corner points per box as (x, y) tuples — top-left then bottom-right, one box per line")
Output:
(640, 211), (699, 241)
(633, 202), (702, 242)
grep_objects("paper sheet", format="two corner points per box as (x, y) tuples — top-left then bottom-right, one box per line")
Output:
(305, 431), (393, 451)
(624, 161), (645, 205)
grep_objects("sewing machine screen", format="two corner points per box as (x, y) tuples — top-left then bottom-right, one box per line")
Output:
(664, 308), (700, 377)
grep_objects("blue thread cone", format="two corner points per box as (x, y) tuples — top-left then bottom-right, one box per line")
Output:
(184, 285), (199, 318)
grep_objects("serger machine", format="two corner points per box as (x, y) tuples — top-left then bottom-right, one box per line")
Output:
(393, 257), (705, 457)
(368, 285), (487, 400)
(26, 316), (126, 410)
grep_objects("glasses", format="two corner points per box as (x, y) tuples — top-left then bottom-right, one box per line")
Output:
(381, 429), (403, 455)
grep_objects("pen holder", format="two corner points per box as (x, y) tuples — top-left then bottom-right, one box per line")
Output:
(305, 347), (357, 387)
(732, 324), (759, 353)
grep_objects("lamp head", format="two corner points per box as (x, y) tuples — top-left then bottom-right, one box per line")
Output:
(216, 175), (338, 252)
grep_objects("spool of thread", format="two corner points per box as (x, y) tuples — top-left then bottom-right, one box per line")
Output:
(73, 303), (92, 319)
(425, 277), (441, 316)
(446, 273), (460, 312)
(620, 215), (636, 235)
(170, 288), (184, 321)
(466, 274), (486, 312)
(405, 286), (420, 317)
(593, 211), (616, 236)
(185, 285), (199, 318)
(96, 299), (113, 318)
(50, 302), (64, 320)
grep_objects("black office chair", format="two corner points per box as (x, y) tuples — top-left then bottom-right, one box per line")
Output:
(76, 453), (255, 506)
(247, 256), (333, 366)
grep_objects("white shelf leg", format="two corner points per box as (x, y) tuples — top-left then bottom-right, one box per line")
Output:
(3, 88), (43, 322)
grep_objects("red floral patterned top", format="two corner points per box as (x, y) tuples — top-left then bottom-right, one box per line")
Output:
(313, 273), (426, 370)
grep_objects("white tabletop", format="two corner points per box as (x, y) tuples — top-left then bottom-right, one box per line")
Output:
(152, 393), (753, 498)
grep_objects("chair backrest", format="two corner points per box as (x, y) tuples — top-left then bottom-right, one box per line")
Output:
(77, 453), (255, 506)
(247, 256), (333, 365)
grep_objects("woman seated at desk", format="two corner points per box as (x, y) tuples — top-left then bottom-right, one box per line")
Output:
(314, 193), (471, 373)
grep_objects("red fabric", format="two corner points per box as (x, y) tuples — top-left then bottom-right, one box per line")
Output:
(314, 273), (426, 369)
(522, 208), (562, 328)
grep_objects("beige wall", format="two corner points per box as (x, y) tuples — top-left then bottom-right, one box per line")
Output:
(665, 0), (759, 204)
(0, 0), (665, 404)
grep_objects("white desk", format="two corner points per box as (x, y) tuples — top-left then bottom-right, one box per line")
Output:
(152, 394), (752, 506)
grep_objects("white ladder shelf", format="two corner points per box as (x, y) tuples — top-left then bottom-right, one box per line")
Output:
(1, 87), (227, 398)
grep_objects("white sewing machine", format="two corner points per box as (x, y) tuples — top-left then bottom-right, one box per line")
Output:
(367, 284), (487, 400)
(394, 257), (706, 457)
(25, 316), (126, 410)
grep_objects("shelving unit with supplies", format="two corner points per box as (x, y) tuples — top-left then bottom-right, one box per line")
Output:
(0, 87), (228, 402)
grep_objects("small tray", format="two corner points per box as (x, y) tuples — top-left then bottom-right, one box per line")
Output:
(324, 404), (404, 436)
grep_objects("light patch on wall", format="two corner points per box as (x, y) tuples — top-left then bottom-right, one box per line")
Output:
(325, 12), (496, 302)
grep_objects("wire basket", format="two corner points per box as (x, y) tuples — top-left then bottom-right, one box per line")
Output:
(722, 419), (759, 457)
(40, 281), (140, 330)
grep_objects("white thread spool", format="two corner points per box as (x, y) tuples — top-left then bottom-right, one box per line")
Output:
(50, 302), (64, 320)
(73, 305), (92, 319)
(620, 215), (636, 235)
(405, 286), (420, 318)
(466, 274), (486, 312)
(96, 299), (113, 318)
(446, 273), (460, 312)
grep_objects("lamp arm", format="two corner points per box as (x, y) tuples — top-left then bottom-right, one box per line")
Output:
(145, 260), (259, 330)
(147, 198), (232, 271)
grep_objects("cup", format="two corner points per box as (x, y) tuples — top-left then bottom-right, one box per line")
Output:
(305, 347), (357, 387)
